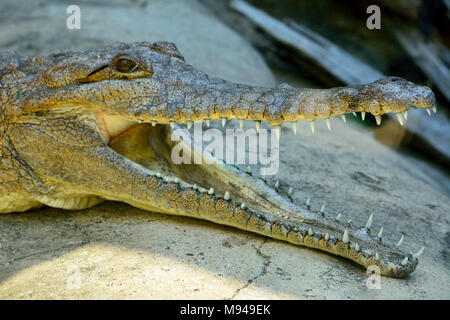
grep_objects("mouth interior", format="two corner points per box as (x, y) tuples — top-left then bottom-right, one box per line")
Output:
(108, 123), (296, 215)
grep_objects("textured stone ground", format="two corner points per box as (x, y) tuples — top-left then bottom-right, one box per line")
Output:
(0, 0), (448, 299)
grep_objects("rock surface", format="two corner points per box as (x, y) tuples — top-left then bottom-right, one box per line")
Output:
(0, 0), (449, 299)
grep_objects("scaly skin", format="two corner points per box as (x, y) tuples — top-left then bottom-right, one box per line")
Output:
(0, 42), (435, 277)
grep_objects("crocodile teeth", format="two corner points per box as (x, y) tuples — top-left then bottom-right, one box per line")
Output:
(355, 243), (360, 252)
(377, 226), (383, 239)
(221, 117), (227, 127)
(208, 188), (214, 195)
(261, 174), (266, 182)
(432, 106), (437, 113)
(291, 122), (297, 135)
(205, 119), (211, 127)
(246, 165), (252, 174)
(336, 213), (342, 221)
(320, 203), (325, 213)
(340, 115), (346, 123)
(308, 228), (313, 236)
(396, 235), (404, 247)
(403, 111), (408, 120)
(255, 120), (261, 133)
(400, 257), (408, 266)
(325, 233), (330, 241)
(412, 247), (425, 258)
(306, 197), (310, 207)
(274, 180), (279, 190)
(186, 121), (193, 129)
(309, 121), (315, 134)
(138, 119), (144, 124)
(288, 187), (293, 197)
(224, 191), (230, 201)
(173, 178), (180, 184)
(239, 119), (244, 129)
(273, 126), (281, 141)
(325, 118), (331, 131)
(240, 203), (246, 209)
(365, 213), (373, 229)
(342, 229), (349, 244)
(151, 120), (157, 126)
(361, 111), (366, 121)
(347, 219), (352, 224)
(352, 112), (357, 117)
(396, 113), (404, 126)
(375, 115), (382, 125)
(426, 109), (431, 116)
(375, 253), (380, 261)
(169, 121), (176, 129)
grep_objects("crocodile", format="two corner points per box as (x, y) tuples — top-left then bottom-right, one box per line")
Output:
(0, 41), (435, 278)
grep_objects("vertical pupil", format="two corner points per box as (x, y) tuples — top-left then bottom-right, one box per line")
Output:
(119, 59), (135, 72)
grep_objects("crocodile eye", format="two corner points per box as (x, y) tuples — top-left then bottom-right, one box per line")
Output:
(114, 58), (140, 73)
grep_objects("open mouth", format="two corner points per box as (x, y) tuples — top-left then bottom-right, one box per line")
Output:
(105, 113), (427, 278)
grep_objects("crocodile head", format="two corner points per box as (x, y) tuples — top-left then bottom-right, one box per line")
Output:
(1, 42), (434, 277)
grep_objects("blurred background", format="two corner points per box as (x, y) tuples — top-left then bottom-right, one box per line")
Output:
(202, 0), (450, 182)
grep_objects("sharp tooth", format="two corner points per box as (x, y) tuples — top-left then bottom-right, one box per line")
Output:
(273, 126), (281, 141)
(320, 203), (325, 213)
(288, 187), (293, 197)
(432, 106), (436, 113)
(361, 111), (366, 121)
(375, 115), (382, 125)
(336, 213), (342, 221)
(221, 117), (227, 127)
(355, 243), (360, 252)
(261, 174), (266, 182)
(169, 121), (176, 129)
(255, 120), (261, 133)
(173, 178), (180, 184)
(156, 173), (161, 178)
(208, 188), (214, 195)
(352, 112), (357, 117)
(426, 109), (431, 116)
(403, 111), (408, 120)
(340, 115), (346, 123)
(205, 119), (211, 127)
(138, 119), (144, 124)
(224, 191), (230, 201)
(365, 214), (373, 229)
(325, 118), (331, 131)
(274, 180), (279, 190)
(342, 229), (349, 244)
(377, 226), (383, 239)
(325, 233), (330, 241)
(151, 120), (157, 126)
(128, 117), (133, 121)
(240, 203), (246, 209)
(186, 121), (193, 129)
(396, 235), (404, 247)
(375, 253), (379, 261)
(306, 197), (310, 207)
(400, 257), (408, 266)
(347, 219), (352, 224)
(291, 121), (297, 135)
(309, 121), (315, 134)
(396, 113), (404, 126)
(308, 228), (313, 236)
(412, 247), (424, 258)
(239, 119), (244, 129)
(246, 165), (251, 174)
